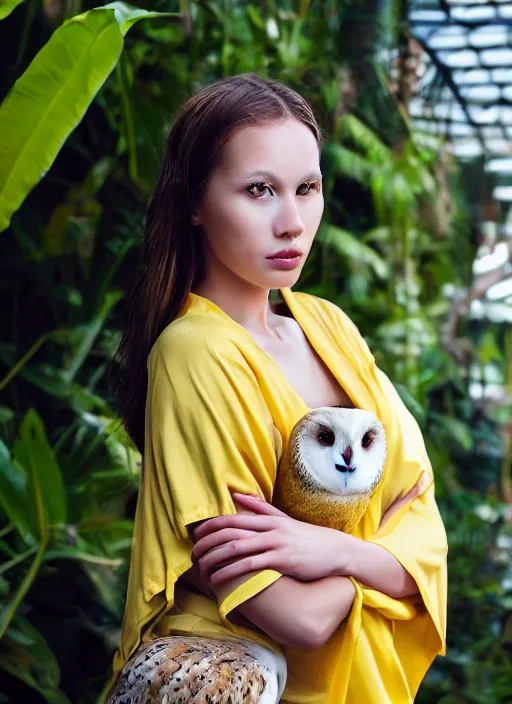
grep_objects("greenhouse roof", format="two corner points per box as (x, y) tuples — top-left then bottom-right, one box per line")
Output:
(410, 0), (511, 176)
(409, 0), (512, 322)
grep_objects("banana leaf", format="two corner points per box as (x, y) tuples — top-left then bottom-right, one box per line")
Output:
(12, 409), (67, 531)
(0, 0), (26, 21)
(0, 2), (178, 232)
(0, 438), (35, 538)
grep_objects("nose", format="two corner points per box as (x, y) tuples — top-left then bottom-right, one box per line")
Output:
(274, 192), (305, 240)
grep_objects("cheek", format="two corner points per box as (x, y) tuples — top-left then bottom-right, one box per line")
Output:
(307, 195), (324, 228)
(203, 195), (269, 247)
(230, 198), (271, 232)
(298, 197), (324, 238)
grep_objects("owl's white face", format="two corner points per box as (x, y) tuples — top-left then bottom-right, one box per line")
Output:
(296, 408), (386, 497)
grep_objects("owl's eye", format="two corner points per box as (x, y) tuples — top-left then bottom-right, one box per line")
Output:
(361, 431), (373, 449)
(317, 429), (335, 447)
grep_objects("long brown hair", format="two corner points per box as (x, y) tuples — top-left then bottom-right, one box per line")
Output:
(112, 73), (322, 453)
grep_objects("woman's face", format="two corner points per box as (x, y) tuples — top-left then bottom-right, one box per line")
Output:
(192, 117), (324, 292)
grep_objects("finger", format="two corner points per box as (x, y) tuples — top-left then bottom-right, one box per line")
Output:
(198, 549), (250, 584)
(192, 528), (259, 561)
(192, 514), (276, 541)
(198, 534), (273, 577)
(232, 493), (289, 518)
(209, 553), (280, 586)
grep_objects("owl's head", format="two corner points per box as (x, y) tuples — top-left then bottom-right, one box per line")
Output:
(293, 407), (386, 498)
(274, 407), (386, 531)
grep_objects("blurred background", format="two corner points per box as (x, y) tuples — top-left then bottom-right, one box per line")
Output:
(0, 1), (511, 702)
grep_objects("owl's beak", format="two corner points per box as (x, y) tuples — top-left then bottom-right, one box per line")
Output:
(332, 449), (355, 473)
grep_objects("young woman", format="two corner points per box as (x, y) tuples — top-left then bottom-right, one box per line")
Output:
(108, 73), (447, 703)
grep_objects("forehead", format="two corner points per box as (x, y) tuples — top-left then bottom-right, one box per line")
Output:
(218, 118), (320, 178)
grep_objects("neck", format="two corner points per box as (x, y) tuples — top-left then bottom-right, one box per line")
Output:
(191, 281), (290, 339)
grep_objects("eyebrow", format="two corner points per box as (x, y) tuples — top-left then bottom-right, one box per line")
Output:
(242, 170), (322, 184)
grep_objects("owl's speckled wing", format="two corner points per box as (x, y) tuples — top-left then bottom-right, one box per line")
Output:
(108, 636), (284, 704)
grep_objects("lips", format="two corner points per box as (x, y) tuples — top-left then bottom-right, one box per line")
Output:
(267, 249), (302, 259)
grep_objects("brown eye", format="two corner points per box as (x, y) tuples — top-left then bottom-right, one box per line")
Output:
(299, 182), (318, 196)
(297, 181), (320, 196)
(361, 432), (373, 449)
(247, 182), (272, 197)
(317, 429), (335, 447)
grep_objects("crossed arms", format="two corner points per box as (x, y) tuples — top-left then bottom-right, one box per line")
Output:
(182, 475), (426, 650)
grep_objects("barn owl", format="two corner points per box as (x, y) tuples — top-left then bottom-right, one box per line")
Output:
(274, 407), (387, 533)
(107, 635), (286, 704)
(107, 408), (385, 703)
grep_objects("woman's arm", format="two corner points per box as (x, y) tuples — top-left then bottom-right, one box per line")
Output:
(336, 535), (418, 599)
(189, 521), (356, 650)
(193, 488), (424, 600)
(234, 574), (356, 650)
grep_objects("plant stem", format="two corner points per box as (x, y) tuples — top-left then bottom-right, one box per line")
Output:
(116, 54), (138, 183)
(0, 333), (49, 393)
(13, 0), (37, 74)
(0, 538), (47, 639)
(0, 523), (15, 539)
(0, 329), (69, 392)
(0, 546), (38, 576)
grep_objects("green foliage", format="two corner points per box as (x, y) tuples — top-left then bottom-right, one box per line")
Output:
(0, 2), (178, 232)
(0, 0), (510, 702)
(0, 408), (138, 698)
(0, 615), (71, 704)
(0, 0), (26, 21)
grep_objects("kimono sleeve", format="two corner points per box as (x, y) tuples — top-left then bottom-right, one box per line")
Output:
(144, 320), (283, 611)
(366, 363), (448, 664)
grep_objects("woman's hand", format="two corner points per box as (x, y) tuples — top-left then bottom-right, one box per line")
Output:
(192, 493), (347, 587)
(192, 475), (427, 594)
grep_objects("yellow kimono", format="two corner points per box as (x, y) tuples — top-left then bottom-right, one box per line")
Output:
(110, 286), (447, 703)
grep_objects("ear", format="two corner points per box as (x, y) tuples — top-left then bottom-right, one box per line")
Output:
(191, 209), (201, 226)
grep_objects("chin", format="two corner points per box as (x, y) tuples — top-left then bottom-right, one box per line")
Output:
(271, 270), (303, 286)
(245, 266), (304, 292)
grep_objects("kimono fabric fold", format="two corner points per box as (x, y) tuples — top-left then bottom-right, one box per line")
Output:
(109, 287), (448, 704)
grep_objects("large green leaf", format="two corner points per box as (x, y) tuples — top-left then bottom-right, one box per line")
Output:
(13, 409), (67, 528)
(0, 2), (178, 232)
(327, 143), (374, 187)
(63, 289), (124, 381)
(0, 439), (35, 538)
(433, 414), (474, 452)
(0, 0), (26, 21)
(0, 615), (71, 704)
(338, 114), (393, 164)
(318, 225), (389, 279)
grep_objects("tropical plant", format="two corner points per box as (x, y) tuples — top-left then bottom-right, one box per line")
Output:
(0, 1), (509, 702)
